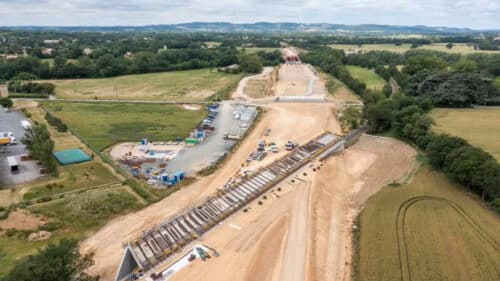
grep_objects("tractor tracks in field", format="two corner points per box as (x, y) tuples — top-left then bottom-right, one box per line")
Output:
(395, 196), (500, 281)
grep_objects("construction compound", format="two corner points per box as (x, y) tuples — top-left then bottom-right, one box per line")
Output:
(114, 129), (365, 281)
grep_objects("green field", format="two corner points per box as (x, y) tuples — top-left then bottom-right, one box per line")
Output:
(430, 108), (500, 161)
(22, 161), (119, 201)
(495, 77), (500, 89)
(346, 65), (386, 92)
(0, 187), (140, 276)
(357, 167), (500, 281)
(42, 101), (206, 151)
(45, 69), (243, 101)
(330, 43), (500, 54)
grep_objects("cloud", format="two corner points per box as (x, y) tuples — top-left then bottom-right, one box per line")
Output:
(0, 0), (498, 29)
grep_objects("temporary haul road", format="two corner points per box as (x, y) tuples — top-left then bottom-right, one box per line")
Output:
(82, 54), (417, 281)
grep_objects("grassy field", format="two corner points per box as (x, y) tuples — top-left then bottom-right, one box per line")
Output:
(330, 43), (500, 54)
(45, 69), (243, 101)
(41, 101), (206, 151)
(356, 166), (500, 281)
(0, 187), (140, 276)
(495, 77), (500, 89)
(346, 65), (386, 92)
(22, 162), (119, 201)
(430, 108), (500, 161)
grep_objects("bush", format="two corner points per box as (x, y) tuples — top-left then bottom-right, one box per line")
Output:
(0, 97), (13, 108)
(45, 112), (68, 132)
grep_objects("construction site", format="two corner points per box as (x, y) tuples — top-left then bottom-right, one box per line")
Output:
(82, 47), (417, 281)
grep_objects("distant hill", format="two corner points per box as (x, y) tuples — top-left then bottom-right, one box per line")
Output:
(2, 22), (498, 35)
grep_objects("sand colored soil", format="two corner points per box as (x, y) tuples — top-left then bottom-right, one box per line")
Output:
(0, 209), (49, 230)
(233, 67), (275, 101)
(82, 54), (416, 281)
(81, 101), (341, 281)
(166, 135), (415, 281)
(276, 64), (325, 97)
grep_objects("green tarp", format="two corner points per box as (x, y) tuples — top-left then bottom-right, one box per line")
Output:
(53, 148), (91, 165)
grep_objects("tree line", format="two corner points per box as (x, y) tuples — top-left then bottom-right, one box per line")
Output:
(303, 47), (500, 213)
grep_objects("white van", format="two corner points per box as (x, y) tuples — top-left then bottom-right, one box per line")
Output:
(21, 120), (32, 130)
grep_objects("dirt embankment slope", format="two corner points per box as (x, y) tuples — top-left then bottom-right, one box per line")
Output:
(81, 101), (340, 281)
(168, 135), (416, 281)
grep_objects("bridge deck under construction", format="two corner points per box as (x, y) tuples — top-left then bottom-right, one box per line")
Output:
(115, 129), (366, 281)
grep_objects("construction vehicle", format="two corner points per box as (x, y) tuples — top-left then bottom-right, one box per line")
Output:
(285, 141), (296, 151)
(196, 247), (208, 261)
(257, 140), (266, 151)
(223, 133), (240, 141)
(0, 132), (17, 145)
(270, 145), (279, 153)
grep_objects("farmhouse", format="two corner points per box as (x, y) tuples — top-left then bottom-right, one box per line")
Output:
(42, 48), (54, 56)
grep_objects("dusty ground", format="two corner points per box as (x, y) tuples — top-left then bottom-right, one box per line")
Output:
(167, 135), (416, 281)
(82, 53), (416, 281)
(110, 142), (183, 161)
(233, 67), (275, 101)
(0, 209), (49, 230)
(276, 64), (325, 97)
(81, 101), (341, 281)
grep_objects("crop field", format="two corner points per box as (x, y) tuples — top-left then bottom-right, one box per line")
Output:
(41, 101), (206, 151)
(430, 108), (500, 161)
(346, 65), (386, 92)
(0, 187), (140, 276)
(356, 167), (500, 281)
(330, 43), (500, 54)
(46, 69), (243, 101)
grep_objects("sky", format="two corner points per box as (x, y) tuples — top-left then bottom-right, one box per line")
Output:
(0, 0), (499, 29)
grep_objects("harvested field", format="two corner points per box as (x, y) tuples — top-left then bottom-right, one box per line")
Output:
(430, 108), (500, 161)
(45, 69), (243, 101)
(346, 66), (385, 92)
(41, 101), (205, 151)
(357, 167), (500, 281)
(329, 43), (500, 54)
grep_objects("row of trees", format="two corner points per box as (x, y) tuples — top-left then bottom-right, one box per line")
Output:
(0, 47), (282, 80)
(8, 80), (55, 94)
(304, 47), (500, 212)
(21, 124), (58, 175)
(45, 112), (68, 132)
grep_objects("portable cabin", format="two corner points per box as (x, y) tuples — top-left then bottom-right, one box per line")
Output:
(7, 156), (19, 173)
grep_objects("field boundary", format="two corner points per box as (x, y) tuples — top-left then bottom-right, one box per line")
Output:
(395, 196), (500, 281)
